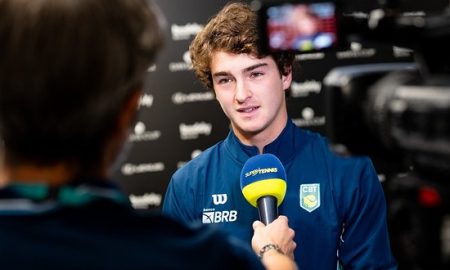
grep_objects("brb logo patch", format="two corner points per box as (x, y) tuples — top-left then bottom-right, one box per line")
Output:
(202, 210), (237, 224)
(300, 184), (320, 212)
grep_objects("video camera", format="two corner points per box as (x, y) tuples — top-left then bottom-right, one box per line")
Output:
(254, 0), (450, 269)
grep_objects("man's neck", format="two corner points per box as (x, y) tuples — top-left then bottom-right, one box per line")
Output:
(233, 114), (288, 154)
(3, 162), (79, 187)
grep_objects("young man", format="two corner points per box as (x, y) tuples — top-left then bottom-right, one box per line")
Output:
(162, 1), (398, 269)
(0, 0), (297, 269)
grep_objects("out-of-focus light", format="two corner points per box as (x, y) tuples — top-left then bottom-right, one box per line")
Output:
(418, 186), (442, 207)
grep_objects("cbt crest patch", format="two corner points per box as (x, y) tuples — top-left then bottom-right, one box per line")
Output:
(300, 184), (320, 212)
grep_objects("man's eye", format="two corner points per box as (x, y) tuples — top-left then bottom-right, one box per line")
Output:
(217, 78), (231, 84)
(250, 72), (264, 78)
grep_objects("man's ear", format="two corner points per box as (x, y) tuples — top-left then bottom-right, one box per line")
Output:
(282, 66), (293, 91)
(117, 90), (143, 133)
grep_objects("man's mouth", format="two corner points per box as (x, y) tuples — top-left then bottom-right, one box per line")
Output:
(238, 106), (259, 113)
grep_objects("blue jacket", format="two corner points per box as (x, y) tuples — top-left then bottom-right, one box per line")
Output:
(163, 119), (397, 269)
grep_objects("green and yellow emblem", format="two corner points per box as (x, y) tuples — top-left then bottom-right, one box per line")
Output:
(300, 184), (320, 212)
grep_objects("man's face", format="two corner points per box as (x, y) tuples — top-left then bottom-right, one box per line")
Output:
(210, 51), (292, 145)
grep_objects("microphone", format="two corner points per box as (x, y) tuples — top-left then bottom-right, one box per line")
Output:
(240, 153), (287, 225)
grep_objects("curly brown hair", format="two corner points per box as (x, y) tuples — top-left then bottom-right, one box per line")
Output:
(189, 1), (294, 90)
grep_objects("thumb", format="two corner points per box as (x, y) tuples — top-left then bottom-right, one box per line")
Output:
(253, 220), (265, 230)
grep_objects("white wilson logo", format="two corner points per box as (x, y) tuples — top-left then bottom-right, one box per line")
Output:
(212, 194), (227, 205)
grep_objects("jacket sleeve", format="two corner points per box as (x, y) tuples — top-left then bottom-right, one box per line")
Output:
(162, 174), (199, 224)
(338, 157), (398, 269)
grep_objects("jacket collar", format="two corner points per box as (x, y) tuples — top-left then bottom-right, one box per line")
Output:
(224, 118), (301, 165)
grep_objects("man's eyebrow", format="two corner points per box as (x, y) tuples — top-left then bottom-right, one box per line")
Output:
(243, 62), (268, 73)
(212, 62), (269, 77)
(212, 71), (229, 77)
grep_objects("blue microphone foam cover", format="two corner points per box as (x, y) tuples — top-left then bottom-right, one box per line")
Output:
(240, 154), (287, 207)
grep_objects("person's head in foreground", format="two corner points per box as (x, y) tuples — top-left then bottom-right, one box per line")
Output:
(0, 0), (163, 182)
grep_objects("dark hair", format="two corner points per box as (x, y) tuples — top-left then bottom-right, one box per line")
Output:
(189, 1), (295, 90)
(0, 0), (164, 168)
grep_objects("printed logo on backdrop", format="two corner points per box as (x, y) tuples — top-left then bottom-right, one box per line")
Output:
(393, 46), (414, 58)
(177, 149), (203, 168)
(129, 121), (161, 142)
(342, 11), (368, 19)
(336, 42), (376, 59)
(147, 64), (156, 72)
(172, 91), (215, 105)
(169, 51), (192, 72)
(202, 193), (238, 224)
(179, 121), (212, 140)
(290, 80), (322, 98)
(171, 23), (203, 41)
(292, 107), (325, 127)
(295, 52), (325, 61)
(129, 193), (162, 209)
(121, 162), (165, 176)
(300, 184), (321, 212)
(138, 94), (154, 108)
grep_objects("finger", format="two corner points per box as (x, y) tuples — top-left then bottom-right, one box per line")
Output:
(290, 241), (297, 259)
(252, 220), (264, 230)
(277, 215), (288, 223)
(289, 228), (296, 239)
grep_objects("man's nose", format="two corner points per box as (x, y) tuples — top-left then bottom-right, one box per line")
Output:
(235, 80), (252, 103)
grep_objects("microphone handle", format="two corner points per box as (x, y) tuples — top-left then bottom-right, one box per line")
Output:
(257, 195), (278, 225)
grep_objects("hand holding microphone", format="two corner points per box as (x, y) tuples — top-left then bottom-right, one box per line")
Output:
(241, 154), (297, 266)
(252, 215), (296, 260)
(240, 153), (287, 225)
